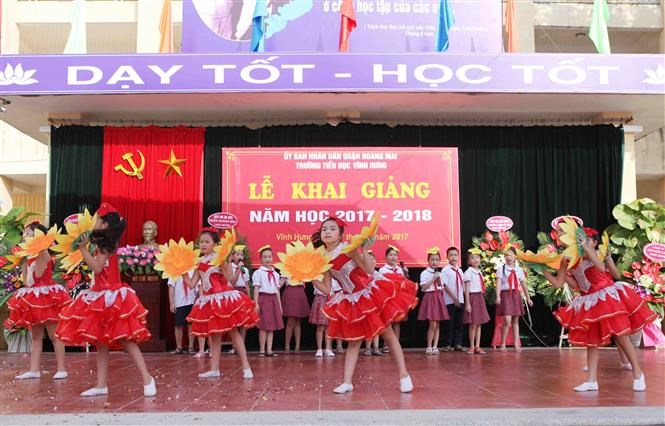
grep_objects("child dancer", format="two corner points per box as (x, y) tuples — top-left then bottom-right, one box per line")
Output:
(495, 247), (533, 352)
(463, 249), (490, 354)
(185, 228), (258, 378)
(167, 271), (196, 354)
(418, 247), (449, 354)
(312, 217), (418, 393)
(252, 245), (285, 357)
(56, 203), (156, 397)
(6, 222), (69, 380)
(441, 247), (465, 352)
(378, 245), (408, 352)
(281, 255), (311, 353)
(228, 245), (250, 354)
(544, 228), (655, 392)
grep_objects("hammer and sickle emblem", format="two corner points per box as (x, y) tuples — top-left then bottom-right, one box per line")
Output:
(114, 150), (146, 180)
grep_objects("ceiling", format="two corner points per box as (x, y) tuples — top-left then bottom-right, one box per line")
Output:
(0, 92), (662, 145)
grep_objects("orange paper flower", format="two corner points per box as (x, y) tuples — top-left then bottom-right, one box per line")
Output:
(52, 209), (97, 274)
(16, 225), (59, 259)
(342, 213), (380, 254)
(210, 229), (237, 267)
(275, 241), (333, 285)
(154, 238), (201, 281)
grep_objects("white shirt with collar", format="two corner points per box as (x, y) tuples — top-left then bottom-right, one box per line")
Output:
(231, 262), (250, 288)
(441, 265), (465, 304)
(496, 264), (526, 291)
(252, 265), (281, 294)
(463, 267), (485, 294)
(419, 267), (442, 293)
(167, 271), (197, 307)
(379, 264), (405, 277)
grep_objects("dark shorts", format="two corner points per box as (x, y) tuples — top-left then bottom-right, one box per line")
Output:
(175, 304), (194, 326)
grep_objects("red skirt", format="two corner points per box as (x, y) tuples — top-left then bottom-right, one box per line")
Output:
(56, 285), (150, 350)
(417, 291), (450, 321)
(281, 285), (310, 318)
(464, 292), (490, 325)
(323, 276), (418, 341)
(309, 294), (329, 325)
(187, 288), (259, 337)
(4, 284), (70, 329)
(495, 290), (524, 317)
(258, 293), (284, 331)
(554, 282), (657, 347)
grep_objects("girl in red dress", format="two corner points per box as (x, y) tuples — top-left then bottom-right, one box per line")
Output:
(6, 222), (70, 380)
(185, 228), (258, 379)
(56, 203), (156, 397)
(543, 228), (656, 392)
(312, 217), (418, 394)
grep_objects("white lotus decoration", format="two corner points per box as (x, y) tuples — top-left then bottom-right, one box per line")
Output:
(0, 64), (38, 86)
(643, 64), (665, 85)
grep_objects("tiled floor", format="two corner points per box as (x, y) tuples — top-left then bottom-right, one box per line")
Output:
(1, 348), (663, 414)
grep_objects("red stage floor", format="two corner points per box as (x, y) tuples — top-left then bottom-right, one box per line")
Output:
(1, 348), (663, 414)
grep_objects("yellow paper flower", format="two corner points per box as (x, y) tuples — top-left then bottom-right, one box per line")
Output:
(342, 213), (380, 254)
(426, 246), (441, 255)
(557, 217), (578, 248)
(597, 232), (610, 262)
(16, 225), (60, 259)
(3, 254), (23, 270)
(154, 238), (201, 281)
(52, 209), (97, 274)
(275, 241), (333, 285)
(211, 229), (237, 267)
(516, 248), (562, 270)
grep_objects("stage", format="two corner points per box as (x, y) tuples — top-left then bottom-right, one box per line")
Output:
(1, 348), (663, 424)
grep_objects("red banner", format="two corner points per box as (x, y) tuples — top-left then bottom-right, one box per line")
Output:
(222, 147), (460, 267)
(101, 126), (205, 246)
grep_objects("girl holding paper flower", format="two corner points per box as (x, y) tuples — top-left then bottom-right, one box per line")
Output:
(184, 228), (258, 379)
(311, 215), (418, 394)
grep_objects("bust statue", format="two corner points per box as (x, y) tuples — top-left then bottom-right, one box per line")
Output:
(139, 220), (159, 249)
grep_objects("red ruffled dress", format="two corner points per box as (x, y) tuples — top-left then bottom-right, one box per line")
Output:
(56, 254), (150, 349)
(554, 259), (657, 347)
(4, 258), (70, 329)
(322, 244), (418, 341)
(186, 260), (259, 337)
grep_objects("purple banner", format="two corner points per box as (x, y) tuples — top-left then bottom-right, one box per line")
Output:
(0, 53), (663, 94)
(183, 0), (502, 53)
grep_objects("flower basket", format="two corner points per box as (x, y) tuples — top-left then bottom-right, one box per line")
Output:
(3, 327), (32, 353)
(117, 245), (159, 276)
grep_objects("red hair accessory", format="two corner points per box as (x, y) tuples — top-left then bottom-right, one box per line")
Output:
(583, 227), (598, 237)
(200, 227), (219, 234)
(325, 215), (348, 229)
(25, 221), (41, 229)
(96, 202), (118, 217)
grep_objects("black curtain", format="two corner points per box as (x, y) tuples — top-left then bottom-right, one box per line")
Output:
(49, 125), (104, 226)
(204, 123), (624, 349)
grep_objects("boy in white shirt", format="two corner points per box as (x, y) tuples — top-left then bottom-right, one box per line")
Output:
(441, 247), (465, 352)
(167, 271), (197, 354)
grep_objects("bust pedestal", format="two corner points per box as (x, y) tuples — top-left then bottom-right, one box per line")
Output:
(125, 274), (166, 352)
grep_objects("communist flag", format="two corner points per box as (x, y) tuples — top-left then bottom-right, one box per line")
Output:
(339, 0), (357, 52)
(101, 126), (205, 245)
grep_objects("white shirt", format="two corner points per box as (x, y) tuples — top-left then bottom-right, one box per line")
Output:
(463, 268), (485, 294)
(496, 264), (526, 291)
(379, 264), (405, 277)
(167, 272), (197, 307)
(419, 267), (442, 293)
(252, 266), (281, 294)
(441, 265), (465, 304)
(231, 262), (250, 288)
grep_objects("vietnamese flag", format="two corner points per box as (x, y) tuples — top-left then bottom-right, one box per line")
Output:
(100, 126), (205, 245)
(339, 0), (356, 52)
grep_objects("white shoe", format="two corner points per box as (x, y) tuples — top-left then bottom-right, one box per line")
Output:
(198, 370), (221, 378)
(333, 383), (354, 394)
(574, 382), (598, 392)
(621, 362), (633, 371)
(80, 386), (108, 397)
(14, 371), (40, 380)
(53, 371), (68, 380)
(432, 348), (440, 355)
(425, 347), (433, 355)
(582, 365), (589, 372)
(243, 368), (253, 379)
(315, 349), (323, 357)
(400, 375), (414, 393)
(143, 377), (157, 397)
(324, 349), (336, 357)
(633, 373), (646, 392)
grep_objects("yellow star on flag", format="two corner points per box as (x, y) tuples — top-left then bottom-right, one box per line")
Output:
(158, 149), (186, 177)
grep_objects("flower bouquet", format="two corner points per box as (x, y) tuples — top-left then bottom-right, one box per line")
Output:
(117, 245), (160, 276)
(623, 257), (665, 318)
